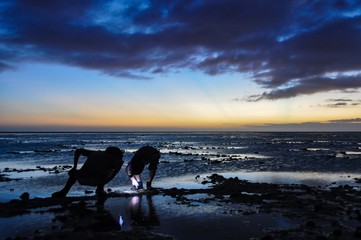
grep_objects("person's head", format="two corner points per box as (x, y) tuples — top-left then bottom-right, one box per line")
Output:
(105, 146), (124, 160)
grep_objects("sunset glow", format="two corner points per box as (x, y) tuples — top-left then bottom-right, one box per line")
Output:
(0, 1), (360, 131)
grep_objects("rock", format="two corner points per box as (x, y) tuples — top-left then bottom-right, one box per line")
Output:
(20, 192), (30, 201)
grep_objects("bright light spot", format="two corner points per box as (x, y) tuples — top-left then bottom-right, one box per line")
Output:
(131, 196), (140, 206)
(131, 178), (139, 187)
(119, 215), (124, 227)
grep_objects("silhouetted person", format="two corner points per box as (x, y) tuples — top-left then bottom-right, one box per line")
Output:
(52, 146), (124, 198)
(126, 146), (160, 190)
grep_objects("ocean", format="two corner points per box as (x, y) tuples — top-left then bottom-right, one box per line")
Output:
(1, 132), (361, 202)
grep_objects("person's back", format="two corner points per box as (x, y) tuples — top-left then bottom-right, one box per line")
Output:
(77, 151), (122, 185)
(132, 146), (160, 166)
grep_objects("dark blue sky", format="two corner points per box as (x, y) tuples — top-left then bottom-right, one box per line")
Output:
(0, 0), (360, 131)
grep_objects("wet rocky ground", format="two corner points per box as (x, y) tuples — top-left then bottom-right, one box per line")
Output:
(1, 172), (361, 239)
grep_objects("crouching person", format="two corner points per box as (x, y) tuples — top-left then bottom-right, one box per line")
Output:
(126, 146), (160, 191)
(52, 146), (124, 198)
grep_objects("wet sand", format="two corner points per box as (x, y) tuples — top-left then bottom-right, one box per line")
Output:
(1, 173), (361, 240)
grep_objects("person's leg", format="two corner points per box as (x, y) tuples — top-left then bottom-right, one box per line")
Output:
(93, 168), (116, 197)
(51, 170), (77, 198)
(96, 183), (106, 197)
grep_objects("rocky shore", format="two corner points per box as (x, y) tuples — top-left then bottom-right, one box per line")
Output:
(1, 173), (361, 239)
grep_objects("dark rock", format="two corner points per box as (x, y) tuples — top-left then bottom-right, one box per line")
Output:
(20, 192), (30, 201)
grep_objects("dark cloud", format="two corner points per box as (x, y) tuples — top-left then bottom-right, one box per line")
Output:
(325, 102), (348, 108)
(244, 75), (361, 101)
(310, 98), (361, 108)
(328, 118), (361, 123)
(325, 98), (361, 107)
(1, 0), (361, 98)
(242, 118), (361, 131)
(327, 98), (353, 102)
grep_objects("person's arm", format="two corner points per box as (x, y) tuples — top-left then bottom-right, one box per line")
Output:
(69, 148), (91, 175)
(110, 159), (124, 179)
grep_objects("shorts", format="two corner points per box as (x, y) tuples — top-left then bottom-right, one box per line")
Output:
(127, 161), (145, 175)
(76, 169), (113, 186)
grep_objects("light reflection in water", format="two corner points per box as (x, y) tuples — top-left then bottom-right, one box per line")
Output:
(119, 215), (124, 229)
(118, 194), (160, 230)
(218, 171), (360, 186)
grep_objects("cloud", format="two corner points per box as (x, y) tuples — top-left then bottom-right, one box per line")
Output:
(326, 98), (353, 102)
(325, 102), (348, 108)
(242, 118), (361, 131)
(1, 0), (361, 97)
(328, 118), (361, 123)
(310, 98), (361, 108)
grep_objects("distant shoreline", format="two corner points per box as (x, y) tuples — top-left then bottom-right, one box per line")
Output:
(1, 131), (361, 134)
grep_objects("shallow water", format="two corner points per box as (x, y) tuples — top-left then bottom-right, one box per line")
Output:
(1, 132), (361, 202)
(0, 193), (298, 240)
(1, 132), (361, 239)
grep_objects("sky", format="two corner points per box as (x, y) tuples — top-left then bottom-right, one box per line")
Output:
(0, 0), (360, 131)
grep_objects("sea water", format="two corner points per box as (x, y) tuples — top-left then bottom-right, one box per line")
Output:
(1, 132), (361, 239)
(1, 132), (361, 201)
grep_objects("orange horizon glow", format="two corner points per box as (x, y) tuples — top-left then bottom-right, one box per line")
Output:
(1, 64), (360, 132)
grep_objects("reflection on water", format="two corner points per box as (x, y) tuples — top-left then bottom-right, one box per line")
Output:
(1, 132), (361, 203)
(1, 132), (361, 238)
(125, 195), (160, 229)
(119, 215), (124, 229)
(219, 171), (361, 186)
(1, 193), (299, 240)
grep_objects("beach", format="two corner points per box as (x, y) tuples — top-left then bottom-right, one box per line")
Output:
(1, 132), (361, 239)
(2, 1), (361, 238)
(1, 172), (361, 239)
